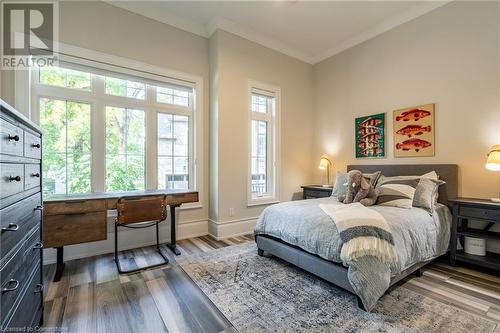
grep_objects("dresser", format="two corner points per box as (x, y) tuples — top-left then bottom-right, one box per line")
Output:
(0, 100), (43, 331)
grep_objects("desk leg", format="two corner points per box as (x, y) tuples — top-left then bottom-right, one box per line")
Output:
(167, 204), (181, 255)
(53, 247), (65, 282)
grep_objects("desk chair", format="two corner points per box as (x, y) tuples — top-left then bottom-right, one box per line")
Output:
(115, 195), (169, 273)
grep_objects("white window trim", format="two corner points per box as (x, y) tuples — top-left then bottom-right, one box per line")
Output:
(19, 42), (204, 209)
(247, 80), (281, 207)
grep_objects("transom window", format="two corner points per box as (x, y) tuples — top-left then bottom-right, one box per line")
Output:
(32, 64), (197, 197)
(248, 83), (280, 205)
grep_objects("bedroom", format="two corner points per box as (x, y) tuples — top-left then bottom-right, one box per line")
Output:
(0, 0), (499, 332)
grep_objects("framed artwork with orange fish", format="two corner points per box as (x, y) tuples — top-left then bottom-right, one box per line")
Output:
(355, 113), (385, 158)
(393, 103), (435, 157)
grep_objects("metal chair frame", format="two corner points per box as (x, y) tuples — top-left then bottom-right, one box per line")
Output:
(114, 195), (169, 274)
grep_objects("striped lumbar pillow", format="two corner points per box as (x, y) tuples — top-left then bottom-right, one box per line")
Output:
(375, 171), (438, 209)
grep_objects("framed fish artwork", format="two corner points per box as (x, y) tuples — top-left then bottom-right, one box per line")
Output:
(355, 113), (386, 158)
(393, 103), (435, 157)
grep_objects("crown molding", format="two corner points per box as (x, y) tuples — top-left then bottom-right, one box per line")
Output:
(311, 1), (451, 64)
(104, 0), (451, 65)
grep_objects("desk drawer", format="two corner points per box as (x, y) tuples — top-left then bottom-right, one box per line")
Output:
(24, 131), (41, 159)
(1, 193), (41, 263)
(43, 211), (107, 248)
(24, 164), (41, 190)
(44, 199), (107, 215)
(0, 164), (24, 199)
(459, 206), (500, 221)
(0, 118), (23, 157)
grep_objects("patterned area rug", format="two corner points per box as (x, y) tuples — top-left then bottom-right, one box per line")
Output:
(177, 243), (497, 333)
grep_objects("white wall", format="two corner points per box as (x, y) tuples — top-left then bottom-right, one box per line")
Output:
(312, 1), (500, 251)
(209, 30), (314, 237)
(313, 1), (500, 197)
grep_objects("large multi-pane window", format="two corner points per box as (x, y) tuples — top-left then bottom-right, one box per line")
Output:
(105, 107), (146, 191)
(40, 98), (91, 195)
(32, 64), (197, 198)
(249, 84), (280, 204)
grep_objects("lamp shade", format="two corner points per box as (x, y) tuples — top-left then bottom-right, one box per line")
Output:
(486, 145), (500, 171)
(318, 155), (332, 170)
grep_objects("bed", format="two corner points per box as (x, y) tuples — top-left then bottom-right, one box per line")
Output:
(254, 164), (458, 311)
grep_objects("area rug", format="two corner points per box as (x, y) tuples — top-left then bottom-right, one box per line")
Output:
(177, 243), (497, 333)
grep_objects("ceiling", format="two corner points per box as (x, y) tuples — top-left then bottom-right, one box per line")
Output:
(107, 1), (449, 64)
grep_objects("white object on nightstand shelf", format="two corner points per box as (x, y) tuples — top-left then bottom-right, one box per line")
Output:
(464, 236), (486, 256)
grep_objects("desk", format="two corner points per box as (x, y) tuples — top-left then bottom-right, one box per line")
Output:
(43, 190), (198, 281)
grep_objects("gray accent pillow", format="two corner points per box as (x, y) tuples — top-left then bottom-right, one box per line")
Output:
(331, 170), (381, 198)
(413, 178), (445, 214)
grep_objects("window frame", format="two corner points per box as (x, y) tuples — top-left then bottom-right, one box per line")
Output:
(27, 44), (203, 208)
(247, 81), (281, 206)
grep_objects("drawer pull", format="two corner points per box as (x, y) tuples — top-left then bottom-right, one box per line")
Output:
(31, 173), (40, 178)
(34, 284), (44, 294)
(33, 242), (44, 250)
(8, 134), (20, 142)
(34, 205), (43, 211)
(2, 279), (19, 293)
(9, 175), (21, 182)
(32, 143), (41, 148)
(2, 223), (19, 232)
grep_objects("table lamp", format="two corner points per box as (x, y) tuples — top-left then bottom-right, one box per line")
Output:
(318, 155), (332, 186)
(485, 145), (500, 202)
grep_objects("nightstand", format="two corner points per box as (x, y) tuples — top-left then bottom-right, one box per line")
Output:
(449, 198), (500, 272)
(301, 185), (333, 199)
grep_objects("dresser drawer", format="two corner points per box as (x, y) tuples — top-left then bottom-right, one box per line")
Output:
(23, 228), (42, 271)
(24, 164), (41, 190)
(44, 199), (107, 215)
(0, 118), (24, 157)
(24, 131), (41, 159)
(0, 164), (24, 199)
(44, 211), (107, 248)
(0, 245), (38, 325)
(3, 265), (42, 330)
(459, 206), (500, 221)
(1, 193), (42, 263)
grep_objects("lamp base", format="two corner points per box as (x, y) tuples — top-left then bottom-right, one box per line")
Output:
(491, 198), (500, 203)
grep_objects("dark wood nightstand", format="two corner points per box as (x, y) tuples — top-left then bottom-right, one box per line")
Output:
(301, 185), (333, 199)
(449, 198), (500, 272)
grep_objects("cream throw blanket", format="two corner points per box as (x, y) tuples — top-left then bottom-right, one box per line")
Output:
(319, 203), (398, 266)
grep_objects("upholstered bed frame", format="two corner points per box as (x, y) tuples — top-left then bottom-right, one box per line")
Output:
(255, 164), (458, 310)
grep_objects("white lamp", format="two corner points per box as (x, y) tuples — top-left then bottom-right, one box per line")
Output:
(485, 145), (500, 202)
(318, 155), (332, 186)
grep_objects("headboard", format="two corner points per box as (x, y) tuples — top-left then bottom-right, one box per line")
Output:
(347, 164), (458, 206)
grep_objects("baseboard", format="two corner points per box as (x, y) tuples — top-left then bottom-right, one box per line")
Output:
(42, 219), (208, 265)
(208, 217), (258, 240)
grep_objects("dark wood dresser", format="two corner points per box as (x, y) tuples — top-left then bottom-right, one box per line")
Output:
(0, 100), (43, 331)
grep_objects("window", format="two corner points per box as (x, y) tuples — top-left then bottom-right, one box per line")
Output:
(105, 107), (146, 191)
(157, 113), (190, 190)
(40, 98), (91, 195)
(248, 83), (280, 205)
(32, 60), (199, 201)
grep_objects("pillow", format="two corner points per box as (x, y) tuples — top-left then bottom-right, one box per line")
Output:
(330, 170), (381, 198)
(375, 171), (439, 209)
(331, 171), (349, 198)
(413, 178), (445, 214)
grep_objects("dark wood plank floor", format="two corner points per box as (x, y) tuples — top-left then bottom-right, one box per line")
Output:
(42, 234), (500, 333)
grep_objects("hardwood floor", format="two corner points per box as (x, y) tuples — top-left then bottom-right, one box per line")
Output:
(42, 234), (500, 333)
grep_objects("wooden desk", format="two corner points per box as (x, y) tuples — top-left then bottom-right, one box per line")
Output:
(43, 190), (198, 281)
